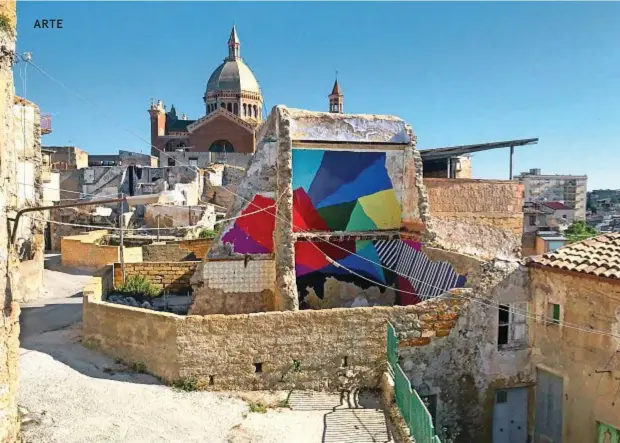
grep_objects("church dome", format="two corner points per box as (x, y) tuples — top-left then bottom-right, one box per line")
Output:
(206, 58), (261, 94)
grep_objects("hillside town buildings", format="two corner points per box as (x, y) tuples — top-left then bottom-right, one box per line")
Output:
(2, 8), (618, 443)
(516, 168), (588, 221)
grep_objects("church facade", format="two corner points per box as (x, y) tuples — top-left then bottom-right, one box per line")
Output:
(148, 26), (342, 168)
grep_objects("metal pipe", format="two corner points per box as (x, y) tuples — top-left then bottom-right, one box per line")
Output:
(509, 145), (515, 180)
(10, 196), (125, 245)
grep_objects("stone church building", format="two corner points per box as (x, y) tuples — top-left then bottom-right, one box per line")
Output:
(149, 26), (343, 169)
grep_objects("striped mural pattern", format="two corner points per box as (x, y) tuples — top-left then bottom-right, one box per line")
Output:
(375, 240), (465, 300)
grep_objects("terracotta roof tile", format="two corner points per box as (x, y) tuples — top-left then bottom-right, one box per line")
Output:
(529, 232), (620, 280)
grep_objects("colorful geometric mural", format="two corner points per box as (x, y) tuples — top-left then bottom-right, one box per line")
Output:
(295, 239), (467, 307)
(292, 149), (401, 232)
(221, 194), (276, 254)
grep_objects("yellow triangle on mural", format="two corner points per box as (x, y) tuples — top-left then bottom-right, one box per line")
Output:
(358, 189), (401, 229)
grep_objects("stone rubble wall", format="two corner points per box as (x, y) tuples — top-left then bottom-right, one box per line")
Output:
(0, 2), (22, 439)
(424, 178), (524, 260)
(82, 281), (466, 391)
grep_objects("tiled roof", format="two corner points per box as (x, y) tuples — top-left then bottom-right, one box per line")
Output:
(542, 201), (572, 211)
(530, 232), (620, 279)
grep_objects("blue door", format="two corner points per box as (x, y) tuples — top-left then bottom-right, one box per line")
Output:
(493, 387), (528, 443)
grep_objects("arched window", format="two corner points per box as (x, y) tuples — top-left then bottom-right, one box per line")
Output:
(233, 103), (239, 115)
(220, 102), (225, 108)
(209, 140), (235, 153)
(243, 104), (247, 116)
(227, 103), (232, 113)
(253, 105), (258, 118)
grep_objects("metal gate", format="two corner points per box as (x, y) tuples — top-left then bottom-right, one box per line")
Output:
(534, 369), (563, 443)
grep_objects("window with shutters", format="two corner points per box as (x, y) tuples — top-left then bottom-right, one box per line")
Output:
(498, 302), (528, 350)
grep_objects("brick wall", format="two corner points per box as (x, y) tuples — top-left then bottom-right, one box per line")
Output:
(83, 287), (466, 390)
(424, 178), (524, 260)
(113, 262), (198, 294)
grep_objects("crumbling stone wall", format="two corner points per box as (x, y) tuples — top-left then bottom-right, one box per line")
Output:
(424, 178), (524, 260)
(189, 258), (276, 315)
(399, 260), (532, 443)
(83, 285), (466, 391)
(0, 2), (22, 439)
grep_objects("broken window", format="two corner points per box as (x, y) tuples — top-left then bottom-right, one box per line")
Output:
(498, 302), (528, 350)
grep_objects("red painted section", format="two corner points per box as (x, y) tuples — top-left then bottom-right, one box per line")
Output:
(292, 188), (329, 232)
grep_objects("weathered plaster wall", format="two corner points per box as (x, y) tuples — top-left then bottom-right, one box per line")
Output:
(143, 204), (215, 230)
(60, 230), (141, 269)
(0, 2), (23, 439)
(399, 261), (533, 443)
(425, 178), (524, 260)
(529, 266), (620, 443)
(189, 258), (276, 315)
(208, 110), (278, 259)
(13, 98), (44, 301)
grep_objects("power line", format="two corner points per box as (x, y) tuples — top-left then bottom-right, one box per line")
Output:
(26, 57), (620, 340)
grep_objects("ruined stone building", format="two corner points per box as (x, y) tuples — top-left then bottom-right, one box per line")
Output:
(178, 106), (533, 441)
(529, 234), (620, 443)
(149, 26), (262, 170)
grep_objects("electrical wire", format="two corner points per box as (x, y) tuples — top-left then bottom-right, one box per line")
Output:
(25, 58), (620, 340)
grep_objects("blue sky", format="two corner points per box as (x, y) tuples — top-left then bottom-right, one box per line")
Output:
(15, 2), (620, 190)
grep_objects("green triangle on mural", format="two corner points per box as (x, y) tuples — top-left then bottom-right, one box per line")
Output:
(317, 200), (358, 231)
(346, 202), (377, 231)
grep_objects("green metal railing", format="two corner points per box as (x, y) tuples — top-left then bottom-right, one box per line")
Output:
(387, 322), (441, 443)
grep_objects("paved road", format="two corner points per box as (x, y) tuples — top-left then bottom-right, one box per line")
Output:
(18, 256), (394, 443)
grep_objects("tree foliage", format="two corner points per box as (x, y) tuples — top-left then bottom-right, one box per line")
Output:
(565, 221), (597, 243)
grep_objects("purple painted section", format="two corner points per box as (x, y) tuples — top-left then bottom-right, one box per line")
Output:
(295, 264), (314, 277)
(221, 225), (270, 254)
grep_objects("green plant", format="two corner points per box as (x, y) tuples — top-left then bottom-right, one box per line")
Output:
(198, 227), (219, 239)
(248, 402), (267, 413)
(130, 361), (147, 374)
(292, 359), (301, 372)
(171, 377), (199, 392)
(115, 275), (160, 298)
(565, 221), (597, 243)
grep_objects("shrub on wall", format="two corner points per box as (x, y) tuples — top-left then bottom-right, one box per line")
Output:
(198, 226), (219, 239)
(114, 275), (160, 298)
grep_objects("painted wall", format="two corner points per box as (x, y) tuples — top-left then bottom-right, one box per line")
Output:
(291, 149), (403, 232)
(295, 239), (467, 308)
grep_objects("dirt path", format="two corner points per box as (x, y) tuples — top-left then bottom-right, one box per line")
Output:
(18, 257), (394, 442)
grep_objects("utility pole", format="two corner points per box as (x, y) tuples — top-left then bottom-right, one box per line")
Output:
(119, 193), (126, 285)
(509, 145), (514, 180)
(157, 214), (160, 242)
